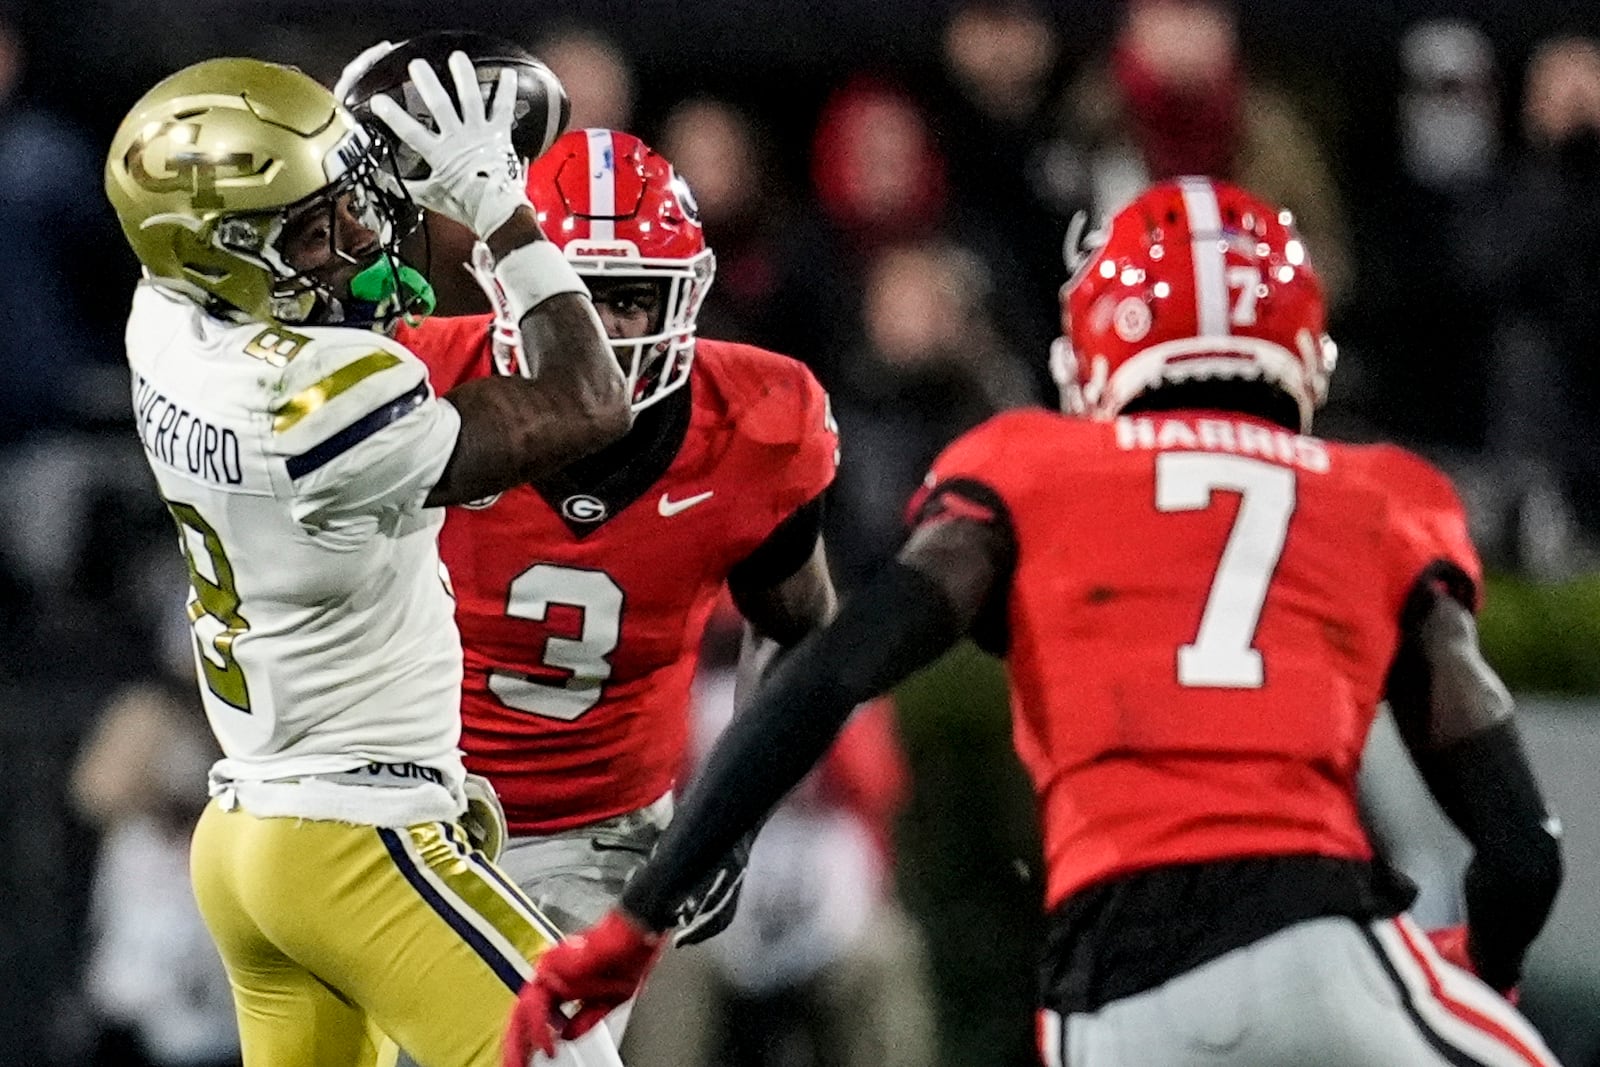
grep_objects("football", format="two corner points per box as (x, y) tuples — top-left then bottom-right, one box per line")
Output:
(343, 30), (571, 179)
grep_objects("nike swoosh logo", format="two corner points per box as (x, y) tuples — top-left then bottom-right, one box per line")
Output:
(658, 490), (714, 517)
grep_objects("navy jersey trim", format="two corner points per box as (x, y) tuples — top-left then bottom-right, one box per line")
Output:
(284, 380), (429, 480)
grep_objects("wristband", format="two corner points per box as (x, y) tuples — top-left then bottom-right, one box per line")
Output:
(487, 240), (590, 324)
(467, 241), (592, 377)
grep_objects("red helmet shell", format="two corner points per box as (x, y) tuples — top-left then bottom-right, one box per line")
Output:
(1052, 178), (1335, 431)
(527, 129), (706, 260)
(525, 129), (715, 410)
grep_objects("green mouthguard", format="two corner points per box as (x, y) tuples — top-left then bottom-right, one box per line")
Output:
(350, 259), (437, 317)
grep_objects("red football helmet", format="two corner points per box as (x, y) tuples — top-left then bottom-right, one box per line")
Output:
(1050, 178), (1336, 431)
(526, 128), (715, 410)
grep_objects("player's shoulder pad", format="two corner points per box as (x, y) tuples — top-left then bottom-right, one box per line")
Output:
(262, 325), (430, 461)
(1356, 442), (1470, 519)
(695, 339), (830, 449)
(393, 313), (495, 393)
(1357, 442), (1483, 605)
(932, 407), (1084, 481)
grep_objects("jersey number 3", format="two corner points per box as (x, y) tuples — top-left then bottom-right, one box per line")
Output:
(1156, 453), (1295, 688)
(489, 564), (624, 720)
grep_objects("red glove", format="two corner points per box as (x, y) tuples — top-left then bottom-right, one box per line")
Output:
(502, 909), (665, 1066)
(1426, 925), (1519, 1005)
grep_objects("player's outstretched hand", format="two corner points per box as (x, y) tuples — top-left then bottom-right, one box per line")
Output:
(369, 51), (530, 240)
(503, 909), (664, 1066)
(1427, 924), (1520, 1004)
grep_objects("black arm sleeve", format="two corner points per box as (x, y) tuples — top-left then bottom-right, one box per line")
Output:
(1409, 722), (1563, 992)
(1387, 571), (1563, 993)
(621, 559), (967, 929)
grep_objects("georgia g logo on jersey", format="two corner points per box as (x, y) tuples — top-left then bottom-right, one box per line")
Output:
(560, 494), (608, 523)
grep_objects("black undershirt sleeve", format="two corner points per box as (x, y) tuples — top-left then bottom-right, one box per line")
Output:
(728, 494), (826, 594)
(622, 558), (968, 929)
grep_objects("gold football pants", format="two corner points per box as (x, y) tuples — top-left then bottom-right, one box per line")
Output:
(190, 800), (559, 1067)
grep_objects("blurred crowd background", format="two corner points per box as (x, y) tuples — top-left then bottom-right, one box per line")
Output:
(3, 0), (1600, 1064)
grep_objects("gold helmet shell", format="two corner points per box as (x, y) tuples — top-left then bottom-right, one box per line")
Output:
(106, 57), (407, 324)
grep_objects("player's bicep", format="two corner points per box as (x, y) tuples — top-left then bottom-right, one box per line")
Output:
(901, 478), (1017, 639)
(1385, 567), (1510, 752)
(729, 496), (836, 647)
(731, 543), (836, 649)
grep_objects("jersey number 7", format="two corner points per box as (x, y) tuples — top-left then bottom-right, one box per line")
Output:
(1155, 453), (1295, 689)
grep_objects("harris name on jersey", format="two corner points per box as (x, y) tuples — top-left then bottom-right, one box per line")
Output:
(134, 370), (244, 485)
(1115, 413), (1331, 474)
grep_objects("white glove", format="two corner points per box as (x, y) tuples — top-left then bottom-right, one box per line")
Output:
(461, 772), (508, 861)
(333, 39), (395, 104)
(369, 51), (531, 240)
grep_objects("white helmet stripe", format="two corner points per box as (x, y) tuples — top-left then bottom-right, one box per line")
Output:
(1180, 177), (1229, 337)
(585, 128), (616, 241)
(530, 64), (566, 155)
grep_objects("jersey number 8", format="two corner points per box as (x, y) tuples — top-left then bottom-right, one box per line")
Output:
(168, 501), (252, 712)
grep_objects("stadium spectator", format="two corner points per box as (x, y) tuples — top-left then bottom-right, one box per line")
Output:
(1454, 35), (1600, 550)
(1052, 0), (1351, 306)
(808, 76), (1040, 398)
(71, 679), (239, 1067)
(826, 240), (1034, 586)
(534, 23), (636, 132)
(935, 0), (1075, 356)
(1333, 20), (1501, 451)
(657, 96), (846, 369)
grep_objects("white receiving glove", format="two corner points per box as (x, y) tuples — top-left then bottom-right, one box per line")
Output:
(369, 51), (531, 240)
(333, 38), (395, 104)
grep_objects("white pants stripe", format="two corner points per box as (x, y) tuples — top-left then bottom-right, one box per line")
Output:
(1042, 914), (1561, 1067)
(1038, 1008), (1065, 1067)
(1366, 915), (1560, 1067)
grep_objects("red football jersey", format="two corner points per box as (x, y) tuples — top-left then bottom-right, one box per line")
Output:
(397, 317), (838, 833)
(919, 408), (1480, 910)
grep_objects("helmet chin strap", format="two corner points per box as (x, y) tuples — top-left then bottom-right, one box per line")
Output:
(349, 257), (437, 324)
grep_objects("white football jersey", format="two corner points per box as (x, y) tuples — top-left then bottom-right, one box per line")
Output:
(125, 283), (466, 824)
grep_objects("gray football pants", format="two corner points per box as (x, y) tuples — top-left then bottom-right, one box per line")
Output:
(1041, 915), (1560, 1067)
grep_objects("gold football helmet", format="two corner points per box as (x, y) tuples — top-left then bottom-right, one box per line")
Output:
(105, 57), (427, 326)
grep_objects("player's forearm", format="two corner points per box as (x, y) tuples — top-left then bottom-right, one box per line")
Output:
(621, 559), (966, 929)
(428, 358), (625, 506)
(427, 232), (629, 504)
(1388, 587), (1563, 991)
(1412, 722), (1563, 992)
(485, 206), (620, 389)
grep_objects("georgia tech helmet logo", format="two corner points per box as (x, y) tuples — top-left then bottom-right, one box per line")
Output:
(126, 120), (272, 211)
